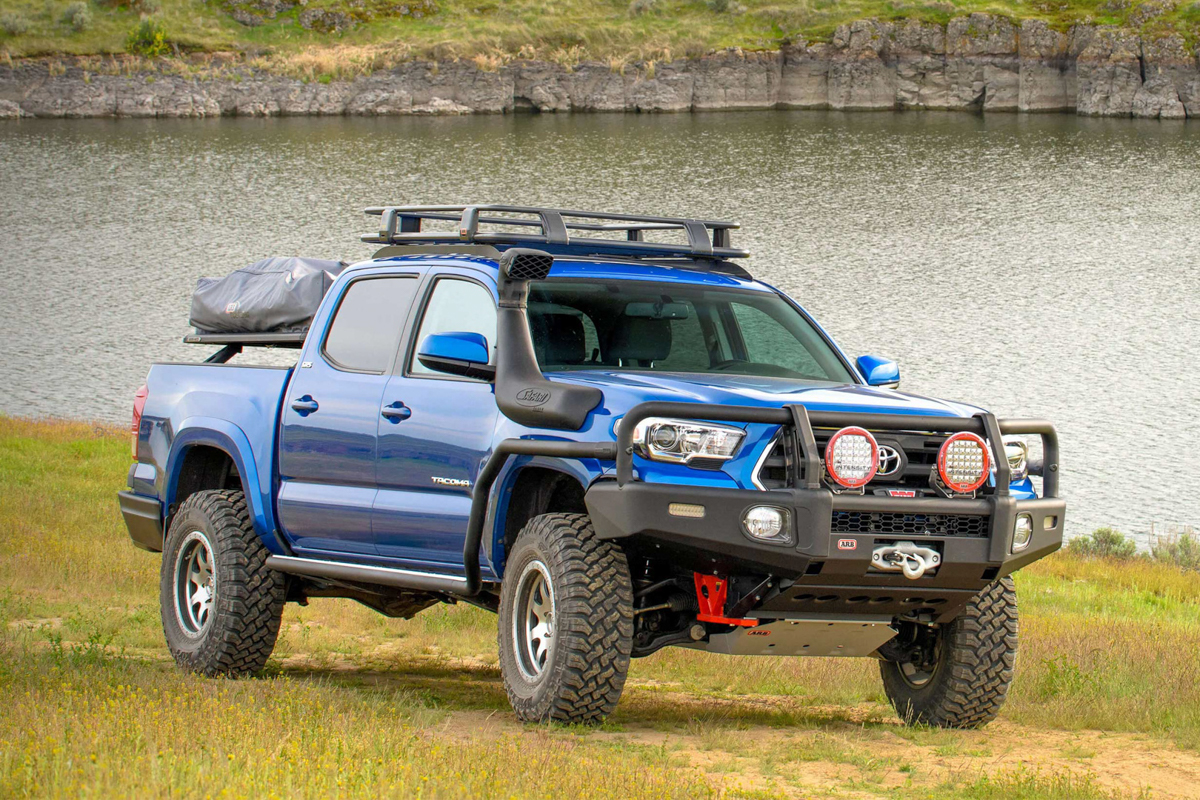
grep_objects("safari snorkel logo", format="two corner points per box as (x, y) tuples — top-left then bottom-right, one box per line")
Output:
(515, 388), (551, 408)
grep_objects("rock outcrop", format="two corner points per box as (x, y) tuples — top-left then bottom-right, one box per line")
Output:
(1, 17), (1196, 119)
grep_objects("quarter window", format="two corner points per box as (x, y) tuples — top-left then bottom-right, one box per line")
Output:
(323, 277), (418, 373)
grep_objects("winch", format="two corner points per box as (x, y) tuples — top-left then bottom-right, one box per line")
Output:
(871, 541), (941, 580)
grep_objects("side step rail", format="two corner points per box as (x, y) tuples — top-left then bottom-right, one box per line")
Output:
(265, 555), (469, 595)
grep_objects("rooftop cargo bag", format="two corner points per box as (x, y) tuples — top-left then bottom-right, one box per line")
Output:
(189, 257), (346, 335)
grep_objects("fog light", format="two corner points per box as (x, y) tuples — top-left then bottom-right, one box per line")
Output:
(1013, 513), (1033, 552)
(742, 506), (794, 545)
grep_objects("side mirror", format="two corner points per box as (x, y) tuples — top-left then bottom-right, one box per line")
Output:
(417, 332), (495, 381)
(857, 355), (900, 388)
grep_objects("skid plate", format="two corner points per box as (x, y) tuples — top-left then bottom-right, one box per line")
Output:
(702, 617), (897, 657)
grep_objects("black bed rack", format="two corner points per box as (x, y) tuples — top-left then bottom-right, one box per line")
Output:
(183, 331), (306, 361)
(361, 204), (750, 262)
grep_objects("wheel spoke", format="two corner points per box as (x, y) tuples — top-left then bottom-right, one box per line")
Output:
(175, 532), (217, 637)
(514, 561), (555, 680)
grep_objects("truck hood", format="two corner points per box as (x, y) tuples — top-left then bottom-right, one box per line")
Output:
(553, 371), (984, 420)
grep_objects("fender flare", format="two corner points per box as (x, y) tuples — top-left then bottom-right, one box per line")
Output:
(486, 455), (599, 575)
(164, 417), (282, 553)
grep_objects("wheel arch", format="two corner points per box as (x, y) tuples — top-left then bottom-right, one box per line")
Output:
(490, 459), (591, 577)
(164, 419), (281, 553)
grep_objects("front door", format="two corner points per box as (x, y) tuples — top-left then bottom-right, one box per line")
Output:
(277, 273), (420, 557)
(373, 270), (501, 568)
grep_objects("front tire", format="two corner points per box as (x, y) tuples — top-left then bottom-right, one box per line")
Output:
(160, 489), (286, 677)
(498, 513), (634, 724)
(879, 577), (1018, 728)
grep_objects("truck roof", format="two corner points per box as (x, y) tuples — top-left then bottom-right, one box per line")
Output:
(355, 253), (773, 293)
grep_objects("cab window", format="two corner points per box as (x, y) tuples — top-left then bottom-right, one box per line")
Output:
(409, 277), (497, 377)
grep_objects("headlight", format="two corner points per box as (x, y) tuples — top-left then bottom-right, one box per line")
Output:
(627, 417), (746, 465)
(1004, 437), (1029, 482)
(937, 432), (991, 494)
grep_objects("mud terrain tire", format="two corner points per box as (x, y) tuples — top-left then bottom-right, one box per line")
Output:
(879, 577), (1018, 729)
(498, 513), (634, 724)
(160, 489), (286, 677)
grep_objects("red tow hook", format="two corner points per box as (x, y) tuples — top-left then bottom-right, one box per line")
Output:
(693, 573), (759, 627)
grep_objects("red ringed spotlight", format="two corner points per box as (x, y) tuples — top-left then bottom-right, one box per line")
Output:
(937, 432), (991, 494)
(824, 426), (879, 489)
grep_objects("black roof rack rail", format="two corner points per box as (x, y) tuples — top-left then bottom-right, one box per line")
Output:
(360, 205), (750, 263)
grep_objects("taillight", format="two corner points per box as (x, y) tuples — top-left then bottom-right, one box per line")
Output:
(132, 384), (148, 460)
(824, 426), (879, 489)
(937, 432), (991, 494)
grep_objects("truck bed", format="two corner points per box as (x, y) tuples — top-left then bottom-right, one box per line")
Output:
(134, 362), (295, 545)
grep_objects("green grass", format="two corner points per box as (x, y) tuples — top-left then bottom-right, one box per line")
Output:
(0, 0), (1197, 73)
(1, 417), (1197, 798)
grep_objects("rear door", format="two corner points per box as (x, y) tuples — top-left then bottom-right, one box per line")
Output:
(372, 268), (501, 568)
(277, 271), (421, 557)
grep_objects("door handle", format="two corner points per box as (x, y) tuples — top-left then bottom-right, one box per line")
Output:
(291, 396), (319, 415)
(381, 402), (412, 422)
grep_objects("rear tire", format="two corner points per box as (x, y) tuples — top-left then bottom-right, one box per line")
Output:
(160, 489), (286, 677)
(498, 513), (634, 724)
(879, 577), (1018, 728)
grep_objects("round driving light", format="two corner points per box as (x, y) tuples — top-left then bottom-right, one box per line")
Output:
(742, 506), (793, 544)
(937, 432), (991, 494)
(824, 426), (879, 489)
(1013, 513), (1033, 552)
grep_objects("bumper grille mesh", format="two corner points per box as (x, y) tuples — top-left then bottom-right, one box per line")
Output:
(831, 511), (989, 538)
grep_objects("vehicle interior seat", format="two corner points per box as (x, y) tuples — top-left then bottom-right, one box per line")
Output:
(530, 311), (588, 369)
(606, 316), (673, 369)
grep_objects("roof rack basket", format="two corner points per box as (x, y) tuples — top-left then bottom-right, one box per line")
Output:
(361, 205), (749, 262)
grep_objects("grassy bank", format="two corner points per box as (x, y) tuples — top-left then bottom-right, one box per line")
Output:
(1, 0), (1199, 73)
(2, 417), (1198, 798)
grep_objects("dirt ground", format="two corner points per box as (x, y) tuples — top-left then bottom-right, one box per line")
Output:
(274, 649), (1200, 800)
(440, 701), (1200, 799)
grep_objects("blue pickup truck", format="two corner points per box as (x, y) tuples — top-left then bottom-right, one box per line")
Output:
(119, 205), (1065, 728)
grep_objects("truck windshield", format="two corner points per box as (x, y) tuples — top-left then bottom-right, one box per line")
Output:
(527, 280), (854, 383)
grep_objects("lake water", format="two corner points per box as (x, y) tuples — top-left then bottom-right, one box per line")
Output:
(1, 112), (1197, 544)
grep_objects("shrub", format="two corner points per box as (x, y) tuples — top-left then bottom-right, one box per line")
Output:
(126, 17), (169, 56)
(1, 11), (31, 35)
(1152, 530), (1200, 571)
(1068, 527), (1138, 560)
(628, 0), (658, 14)
(62, 1), (93, 31)
(132, 0), (160, 14)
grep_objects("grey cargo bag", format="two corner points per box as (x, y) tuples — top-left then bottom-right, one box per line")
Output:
(189, 257), (347, 334)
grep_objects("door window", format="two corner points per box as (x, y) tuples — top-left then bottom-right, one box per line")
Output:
(409, 278), (497, 377)
(323, 277), (418, 373)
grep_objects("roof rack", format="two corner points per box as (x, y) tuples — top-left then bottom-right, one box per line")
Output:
(360, 205), (750, 263)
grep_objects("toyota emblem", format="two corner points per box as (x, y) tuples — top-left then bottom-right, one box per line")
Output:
(877, 445), (903, 477)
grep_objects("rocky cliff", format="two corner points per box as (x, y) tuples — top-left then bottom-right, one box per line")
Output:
(1, 16), (1196, 119)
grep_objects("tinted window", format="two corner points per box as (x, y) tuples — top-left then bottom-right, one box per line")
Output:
(526, 280), (853, 383)
(323, 277), (417, 373)
(410, 278), (497, 376)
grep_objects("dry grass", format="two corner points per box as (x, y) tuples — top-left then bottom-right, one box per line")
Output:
(1, 0), (1197, 71)
(0, 417), (1196, 799)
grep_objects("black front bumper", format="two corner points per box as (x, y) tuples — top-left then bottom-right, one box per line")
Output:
(119, 490), (164, 552)
(587, 401), (1066, 623)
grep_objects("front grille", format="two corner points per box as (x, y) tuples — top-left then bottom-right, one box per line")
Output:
(752, 429), (956, 493)
(831, 511), (989, 538)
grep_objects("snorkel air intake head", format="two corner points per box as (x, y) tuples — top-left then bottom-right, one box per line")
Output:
(494, 249), (602, 430)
